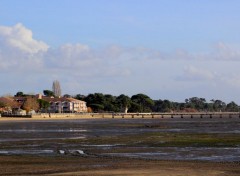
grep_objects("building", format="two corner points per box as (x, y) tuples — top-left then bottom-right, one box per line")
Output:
(36, 94), (87, 113)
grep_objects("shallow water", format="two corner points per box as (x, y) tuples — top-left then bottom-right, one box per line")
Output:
(104, 147), (240, 161)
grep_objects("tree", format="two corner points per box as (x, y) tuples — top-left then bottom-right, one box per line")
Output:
(89, 103), (104, 112)
(185, 97), (206, 111)
(84, 93), (106, 112)
(103, 94), (118, 112)
(210, 99), (226, 112)
(152, 99), (173, 112)
(0, 102), (6, 108)
(226, 101), (239, 112)
(43, 90), (54, 97)
(161, 100), (173, 112)
(63, 94), (71, 98)
(22, 97), (40, 112)
(37, 99), (50, 110)
(52, 80), (61, 97)
(116, 94), (131, 113)
(75, 94), (86, 100)
(15, 91), (24, 97)
(152, 99), (163, 112)
(130, 93), (154, 112)
(128, 102), (142, 112)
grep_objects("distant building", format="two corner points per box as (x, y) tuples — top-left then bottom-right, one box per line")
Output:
(36, 94), (87, 113)
(0, 94), (88, 114)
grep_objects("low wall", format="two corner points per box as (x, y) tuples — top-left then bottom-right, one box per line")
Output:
(3, 112), (240, 119)
(1, 114), (31, 118)
(32, 113), (79, 118)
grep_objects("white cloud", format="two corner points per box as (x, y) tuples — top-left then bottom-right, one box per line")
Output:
(1, 23), (240, 102)
(0, 23), (49, 54)
(212, 42), (240, 60)
(176, 66), (216, 81)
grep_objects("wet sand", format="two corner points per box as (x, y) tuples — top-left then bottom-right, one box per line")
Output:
(0, 155), (239, 176)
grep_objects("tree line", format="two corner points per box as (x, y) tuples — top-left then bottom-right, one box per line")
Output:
(5, 91), (240, 113)
(74, 93), (240, 113)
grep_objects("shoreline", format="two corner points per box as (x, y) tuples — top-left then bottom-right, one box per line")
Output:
(1, 111), (240, 121)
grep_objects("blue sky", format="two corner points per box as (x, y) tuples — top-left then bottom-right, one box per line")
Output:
(1, 0), (240, 103)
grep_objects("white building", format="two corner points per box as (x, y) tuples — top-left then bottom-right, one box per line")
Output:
(36, 94), (87, 113)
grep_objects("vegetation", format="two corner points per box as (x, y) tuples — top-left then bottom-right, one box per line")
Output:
(0, 102), (6, 108)
(22, 97), (39, 112)
(43, 90), (54, 97)
(74, 94), (240, 113)
(2, 90), (240, 113)
(37, 99), (50, 110)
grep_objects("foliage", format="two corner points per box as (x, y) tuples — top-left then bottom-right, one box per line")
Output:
(63, 92), (240, 113)
(22, 97), (39, 112)
(226, 101), (239, 112)
(130, 94), (154, 112)
(75, 94), (86, 100)
(37, 99), (50, 110)
(15, 91), (24, 97)
(0, 102), (6, 108)
(13, 90), (238, 113)
(43, 90), (54, 97)
(116, 94), (131, 113)
(63, 94), (71, 98)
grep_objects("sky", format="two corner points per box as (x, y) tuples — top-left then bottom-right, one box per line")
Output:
(1, 0), (240, 103)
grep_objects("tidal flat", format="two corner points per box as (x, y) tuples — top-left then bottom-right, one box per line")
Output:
(0, 117), (239, 175)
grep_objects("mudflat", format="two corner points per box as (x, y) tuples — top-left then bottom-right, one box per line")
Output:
(0, 117), (239, 175)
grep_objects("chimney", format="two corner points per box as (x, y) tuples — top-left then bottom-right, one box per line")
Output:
(36, 94), (42, 99)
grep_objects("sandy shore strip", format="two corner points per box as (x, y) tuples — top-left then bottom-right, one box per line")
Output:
(0, 155), (239, 176)
(0, 114), (99, 121)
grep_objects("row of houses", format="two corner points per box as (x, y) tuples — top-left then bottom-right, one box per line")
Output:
(0, 94), (88, 114)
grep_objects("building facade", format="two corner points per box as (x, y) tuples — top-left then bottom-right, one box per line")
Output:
(37, 95), (87, 113)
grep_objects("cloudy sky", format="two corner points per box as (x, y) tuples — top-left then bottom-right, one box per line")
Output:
(1, 0), (240, 103)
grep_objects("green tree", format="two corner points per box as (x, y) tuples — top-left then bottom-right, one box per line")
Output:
(226, 101), (239, 112)
(185, 97), (206, 111)
(75, 94), (86, 100)
(85, 93), (106, 112)
(152, 99), (163, 112)
(15, 91), (24, 97)
(210, 99), (226, 112)
(103, 94), (118, 112)
(161, 100), (173, 112)
(116, 94), (131, 113)
(63, 94), (71, 98)
(128, 102), (142, 112)
(130, 93), (154, 112)
(43, 90), (54, 97)
(37, 99), (50, 110)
